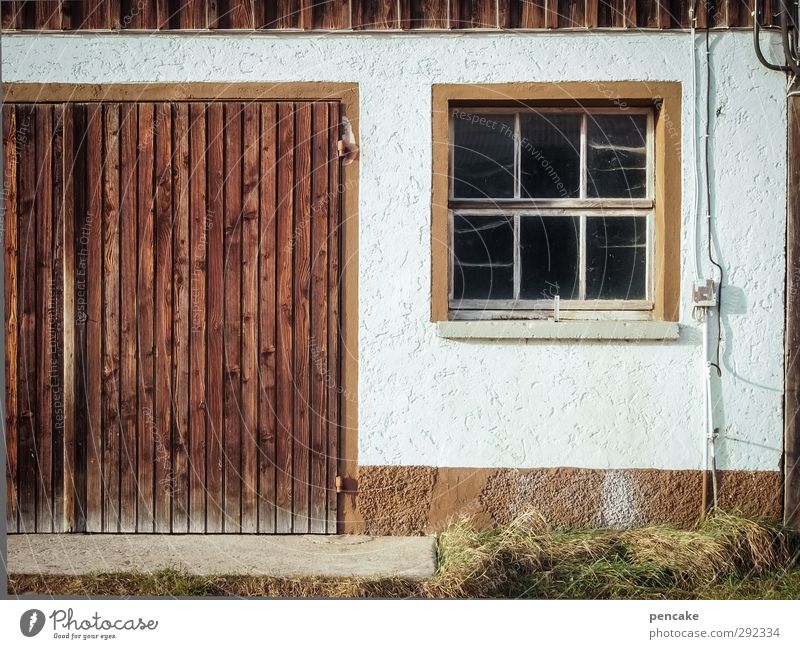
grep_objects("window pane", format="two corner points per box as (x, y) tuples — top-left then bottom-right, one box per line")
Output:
(585, 216), (647, 300)
(453, 215), (514, 301)
(519, 216), (580, 300)
(452, 112), (515, 199)
(520, 114), (581, 199)
(587, 114), (648, 198)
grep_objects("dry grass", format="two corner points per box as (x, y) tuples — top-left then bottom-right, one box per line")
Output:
(9, 511), (800, 599)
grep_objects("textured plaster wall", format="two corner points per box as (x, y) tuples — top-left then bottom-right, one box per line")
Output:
(4, 32), (787, 471)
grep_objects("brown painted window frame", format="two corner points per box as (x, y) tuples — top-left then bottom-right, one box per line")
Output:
(431, 82), (682, 324)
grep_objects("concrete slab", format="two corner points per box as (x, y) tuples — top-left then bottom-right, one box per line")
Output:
(7, 535), (438, 580)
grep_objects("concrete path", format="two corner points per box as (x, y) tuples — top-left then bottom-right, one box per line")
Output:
(7, 535), (437, 580)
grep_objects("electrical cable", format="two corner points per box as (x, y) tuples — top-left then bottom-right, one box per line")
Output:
(754, 0), (793, 72)
(704, 26), (724, 376)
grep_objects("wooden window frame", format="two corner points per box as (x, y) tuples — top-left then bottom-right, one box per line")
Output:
(431, 82), (682, 324)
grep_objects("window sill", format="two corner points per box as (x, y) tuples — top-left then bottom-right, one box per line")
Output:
(436, 320), (680, 341)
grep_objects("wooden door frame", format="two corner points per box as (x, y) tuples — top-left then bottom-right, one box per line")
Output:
(2, 82), (360, 533)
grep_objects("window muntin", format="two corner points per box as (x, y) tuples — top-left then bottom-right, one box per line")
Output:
(448, 106), (654, 316)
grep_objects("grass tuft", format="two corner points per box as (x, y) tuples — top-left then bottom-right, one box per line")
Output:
(9, 510), (800, 599)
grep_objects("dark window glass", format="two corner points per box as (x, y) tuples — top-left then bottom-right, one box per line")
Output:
(453, 215), (514, 301)
(519, 216), (580, 300)
(587, 114), (648, 198)
(520, 114), (581, 199)
(452, 113), (515, 199)
(585, 216), (647, 300)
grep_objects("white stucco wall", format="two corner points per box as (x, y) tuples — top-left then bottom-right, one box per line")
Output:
(3, 31), (787, 472)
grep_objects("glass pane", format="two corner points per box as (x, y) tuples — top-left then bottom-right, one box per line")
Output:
(453, 215), (514, 301)
(452, 112), (515, 199)
(587, 114), (648, 198)
(519, 216), (580, 300)
(520, 114), (581, 199)
(585, 216), (647, 300)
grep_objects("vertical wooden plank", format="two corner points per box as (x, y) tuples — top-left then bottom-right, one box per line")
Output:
(136, 103), (156, 532)
(154, 102), (175, 533)
(122, 0), (158, 28)
(109, 0), (121, 28)
(76, 0), (109, 29)
(261, 0), (306, 28)
(35, 105), (54, 533)
(118, 103), (137, 534)
(17, 104), (36, 534)
(353, 0), (399, 28)
(409, 0), (447, 27)
(293, 103), (312, 533)
(2, 2), (21, 30)
(258, 103), (278, 534)
(82, 105), (104, 533)
(545, 0), (558, 27)
(276, 102), (295, 533)
(173, 0), (208, 28)
(309, 103), (329, 533)
(4, 107), (19, 532)
(326, 102), (341, 533)
(51, 105), (66, 532)
(313, 0), (349, 27)
(217, 0), (255, 28)
(558, 0), (586, 26)
(624, 0), (636, 26)
(61, 105), (77, 532)
(785, 93), (800, 531)
(223, 102), (242, 533)
(241, 102), (260, 533)
(635, 0), (658, 26)
(188, 103), (207, 533)
(172, 103), (190, 532)
(514, 0), (546, 27)
(102, 103), (121, 533)
(586, 0), (599, 26)
(35, 1), (63, 29)
(205, 103), (224, 533)
(451, 0), (497, 27)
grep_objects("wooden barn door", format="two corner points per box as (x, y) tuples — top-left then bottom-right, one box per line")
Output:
(4, 100), (342, 534)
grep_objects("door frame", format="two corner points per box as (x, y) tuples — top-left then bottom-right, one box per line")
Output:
(2, 82), (360, 533)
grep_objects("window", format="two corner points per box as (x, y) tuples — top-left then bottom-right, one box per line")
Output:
(448, 106), (655, 319)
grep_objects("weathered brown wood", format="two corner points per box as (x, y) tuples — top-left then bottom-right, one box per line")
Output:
(313, 0), (349, 27)
(172, 102), (191, 532)
(353, 0), (399, 28)
(276, 102), (295, 533)
(292, 102), (312, 533)
(223, 102), (243, 533)
(545, 0), (558, 27)
(135, 103), (156, 532)
(51, 105), (66, 532)
(205, 102), (225, 533)
(409, 0), (447, 27)
(451, 0), (497, 27)
(786, 93), (800, 531)
(309, 102), (329, 533)
(154, 102), (175, 533)
(122, 0), (158, 28)
(34, 1), (63, 29)
(258, 102), (278, 533)
(101, 103), (121, 533)
(61, 104), (77, 532)
(4, 106), (19, 532)
(240, 102), (260, 533)
(82, 104), (104, 533)
(17, 105), (37, 533)
(34, 105), (55, 532)
(513, 0), (546, 27)
(117, 102), (136, 533)
(586, 0), (599, 26)
(188, 103), (208, 532)
(215, 0), (255, 28)
(172, 0), (208, 28)
(558, 0), (586, 27)
(2, 2), (21, 29)
(326, 101), (341, 533)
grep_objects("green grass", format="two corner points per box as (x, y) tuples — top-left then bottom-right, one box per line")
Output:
(9, 511), (800, 599)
